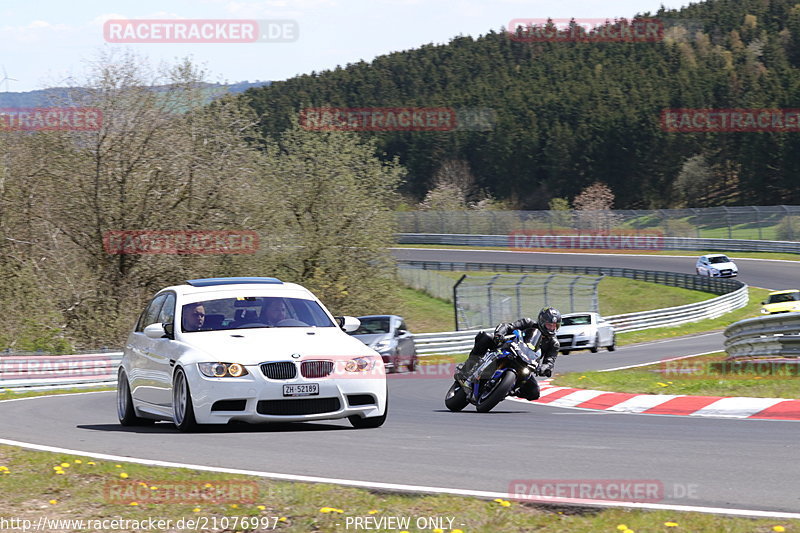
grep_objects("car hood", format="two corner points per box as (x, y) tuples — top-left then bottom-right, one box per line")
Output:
(557, 324), (594, 335)
(708, 261), (737, 270)
(182, 328), (377, 363)
(350, 333), (391, 347)
(763, 302), (800, 313)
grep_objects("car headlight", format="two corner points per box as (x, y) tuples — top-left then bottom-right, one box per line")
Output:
(198, 362), (249, 378)
(344, 356), (377, 372)
(372, 340), (392, 352)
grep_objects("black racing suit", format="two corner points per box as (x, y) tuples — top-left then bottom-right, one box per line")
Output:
(458, 318), (560, 400)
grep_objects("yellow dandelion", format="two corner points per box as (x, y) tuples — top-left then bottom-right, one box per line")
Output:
(192, 508), (201, 513)
(773, 527), (786, 533)
(656, 382), (669, 387)
(451, 530), (465, 533)
(87, 462), (96, 466)
(617, 526), (628, 531)
(49, 500), (57, 505)
(230, 504), (238, 509)
(119, 472), (129, 479)
(665, 523), (679, 528)
(55, 471), (65, 475)
(150, 486), (158, 491)
(60, 463), (70, 468)
(278, 517), (287, 522)
(433, 529), (444, 533)
(493, 498), (504, 503)
(368, 510), (379, 514)
(129, 502), (139, 506)
(625, 530), (634, 533)
(256, 505), (266, 511)
(320, 507), (334, 513)
(74, 460), (82, 464)
(1, 470), (8, 474)
(138, 482), (147, 487)
(0, 466), (8, 471)
(501, 500), (511, 507)
(115, 464), (122, 468)
(204, 483), (213, 488)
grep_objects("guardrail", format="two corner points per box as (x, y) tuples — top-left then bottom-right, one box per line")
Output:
(0, 352), (121, 391)
(724, 314), (800, 359)
(397, 233), (800, 254)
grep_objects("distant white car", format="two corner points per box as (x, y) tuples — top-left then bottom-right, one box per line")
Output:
(556, 312), (616, 355)
(695, 254), (738, 278)
(117, 277), (387, 432)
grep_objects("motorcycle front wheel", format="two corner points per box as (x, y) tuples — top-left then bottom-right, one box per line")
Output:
(445, 380), (469, 412)
(475, 371), (517, 413)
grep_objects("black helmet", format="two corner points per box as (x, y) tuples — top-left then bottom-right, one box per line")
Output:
(537, 307), (562, 337)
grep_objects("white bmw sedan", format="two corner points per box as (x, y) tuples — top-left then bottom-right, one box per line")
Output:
(556, 312), (616, 355)
(117, 277), (387, 432)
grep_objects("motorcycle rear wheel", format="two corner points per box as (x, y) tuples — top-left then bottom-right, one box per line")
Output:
(445, 380), (469, 412)
(476, 371), (516, 413)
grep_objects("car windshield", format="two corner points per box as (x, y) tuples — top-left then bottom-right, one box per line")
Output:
(708, 256), (731, 264)
(181, 296), (335, 332)
(350, 317), (391, 335)
(562, 315), (591, 326)
(768, 293), (800, 304)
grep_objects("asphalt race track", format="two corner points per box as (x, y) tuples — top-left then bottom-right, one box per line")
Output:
(0, 250), (798, 517)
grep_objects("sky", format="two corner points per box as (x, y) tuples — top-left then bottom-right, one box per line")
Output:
(0, 0), (690, 92)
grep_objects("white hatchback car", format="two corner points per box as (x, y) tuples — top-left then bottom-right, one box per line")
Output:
(695, 254), (738, 277)
(556, 312), (616, 354)
(117, 277), (387, 432)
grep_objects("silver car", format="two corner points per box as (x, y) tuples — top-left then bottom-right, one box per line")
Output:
(556, 312), (616, 354)
(349, 315), (418, 373)
(696, 254), (738, 277)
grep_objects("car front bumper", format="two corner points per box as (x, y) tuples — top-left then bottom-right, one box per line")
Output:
(184, 363), (387, 424)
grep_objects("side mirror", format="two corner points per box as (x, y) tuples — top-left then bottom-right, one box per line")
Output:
(761, 301), (767, 305)
(335, 316), (361, 333)
(144, 323), (168, 339)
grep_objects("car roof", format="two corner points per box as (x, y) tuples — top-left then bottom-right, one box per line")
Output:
(357, 315), (402, 320)
(561, 312), (596, 318)
(705, 253), (728, 258)
(157, 277), (311, 298)
(768, 289), (800, 295)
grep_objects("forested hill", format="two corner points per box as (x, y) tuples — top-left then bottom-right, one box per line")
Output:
(244, 0), (800, 209)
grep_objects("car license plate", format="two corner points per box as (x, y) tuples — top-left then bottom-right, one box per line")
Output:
(283, 383), (319, 397)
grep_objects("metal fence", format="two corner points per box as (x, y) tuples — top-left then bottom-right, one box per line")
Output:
(397, 268), (455, 302)
(724, 314), (800, 359)
(397, 233), (800, 254)
(396, 205), (800, 241)
(453, 273), (601, 330)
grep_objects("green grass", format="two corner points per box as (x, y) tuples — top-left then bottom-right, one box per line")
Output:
(553, 352), (800, 398)
(0, 445), (796, 532)
(598, 277), (709, 316)
(617, 287), (770, 346)
(396, 287), (456, 333)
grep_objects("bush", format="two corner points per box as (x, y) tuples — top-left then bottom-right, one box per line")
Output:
(776, 216), (800, 241)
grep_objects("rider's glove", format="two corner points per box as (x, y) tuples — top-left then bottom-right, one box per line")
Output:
(536, 364), (553, 378)
(493, 323), (511, 345)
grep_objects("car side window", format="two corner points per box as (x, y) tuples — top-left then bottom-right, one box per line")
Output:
(136, 294), (167, 332)
(158, 292), (176, 325)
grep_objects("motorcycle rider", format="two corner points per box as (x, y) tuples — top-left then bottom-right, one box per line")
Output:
(456, 307), (563, 398)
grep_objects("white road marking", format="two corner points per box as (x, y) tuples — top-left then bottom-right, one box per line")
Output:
(0, 435), (799, 519)
(597, 351), (719, 372)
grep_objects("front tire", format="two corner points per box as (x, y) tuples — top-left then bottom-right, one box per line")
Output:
(117, 369), (154, 426)
(590, 334), (600, 353)
(172, 368), (198, 432)
(349, 393), (388, 429)
(475, 371), (517, 413)
(445, 380), (469, 411)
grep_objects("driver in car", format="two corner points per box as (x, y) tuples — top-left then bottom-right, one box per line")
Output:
(262, 299), (287, 326)
(456, 307), (562, 384)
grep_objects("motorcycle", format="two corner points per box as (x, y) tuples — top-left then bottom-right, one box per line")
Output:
(445, 329), (543, 413)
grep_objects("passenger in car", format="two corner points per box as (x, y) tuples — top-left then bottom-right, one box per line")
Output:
(183, 303), (206, 331)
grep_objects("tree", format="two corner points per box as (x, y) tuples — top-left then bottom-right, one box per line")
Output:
(573, 182), (619, 231)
